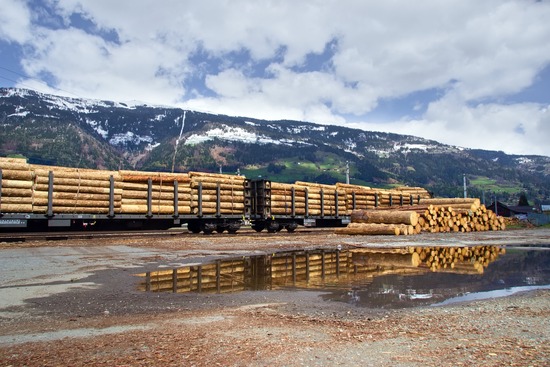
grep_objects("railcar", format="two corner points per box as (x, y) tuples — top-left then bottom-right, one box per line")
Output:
(0, 158), (429, 233)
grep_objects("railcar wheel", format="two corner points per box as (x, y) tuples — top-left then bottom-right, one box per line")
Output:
(252, 224), (265, 232)
(188, 222), (201, 234)
(267, 222), (280, 233)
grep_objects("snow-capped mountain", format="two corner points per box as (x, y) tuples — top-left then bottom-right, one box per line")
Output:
(1, 87), (549, 203)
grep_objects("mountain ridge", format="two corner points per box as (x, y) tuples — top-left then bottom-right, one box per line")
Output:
(1, 87), (548, 205)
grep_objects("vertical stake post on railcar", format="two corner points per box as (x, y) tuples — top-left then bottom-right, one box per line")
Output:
(375, 193), (379, 208)
(399, 194), (403, 206)
(335, 190), (339, 217)
(410, 194), (414, 206)
(198, 182), (203, 217)
(0, 169), (3, 215)
(216, 183), (221, 217)
(291, 187), (295, 217)
(417, 195), (421, 205)
(389, 194), (393, 207)
(147, 178), (153, 217)
(47, 171), (54, 217)
(305, 188), (309, 217)
(320, 189), (324, 218)
(173, 180), (179, 217)
(352, 191), (356, 210)
(108, 175), (115, 217)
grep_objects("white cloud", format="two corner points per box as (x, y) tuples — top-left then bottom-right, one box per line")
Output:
(358, 95), (550, 156)
(1, 0), (550, 156)
(0, 0), (32, 43)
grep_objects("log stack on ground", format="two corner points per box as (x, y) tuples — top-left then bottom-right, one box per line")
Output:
(395, 197), (506, 233)
(335, 197), (505, 235)
(335, 209), (419, 235)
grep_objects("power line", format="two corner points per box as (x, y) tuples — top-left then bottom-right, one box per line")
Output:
(0, 65), (81, 98)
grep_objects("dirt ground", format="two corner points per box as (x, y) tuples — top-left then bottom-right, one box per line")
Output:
(0, 228), (549, 366)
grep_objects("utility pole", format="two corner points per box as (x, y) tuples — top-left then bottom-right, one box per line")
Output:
(463, 174), (467, 198)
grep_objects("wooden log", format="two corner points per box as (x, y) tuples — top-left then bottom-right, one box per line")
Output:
(351, 209), (418, 226)
(32, 198), (118, 207)
(0, 187), (33, 197)
(31, 206), (114, 214)
(33, 167), (121, 180)
(0, 196), (33, 204)
(119, 170), (191, 183)
(335, 223), (401, 235)
(1, 179), (33, 189)
(33, 184), (123, 195)
(0, 203), (33, 212)
(419, 197), (480, 207)
(34, 176), (115, 188)
(190, 182), (244, 190)
(0, 169), (34, 180)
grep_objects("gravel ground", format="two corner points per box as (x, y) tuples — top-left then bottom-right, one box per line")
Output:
(0, 228), (549, 366)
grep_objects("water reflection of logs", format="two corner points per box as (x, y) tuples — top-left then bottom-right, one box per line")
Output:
(137, 245), (504, 294)
(413, 245), (505, 273)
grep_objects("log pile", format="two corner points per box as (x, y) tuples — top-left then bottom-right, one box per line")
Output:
(188, 172), (245, 215)
(336, 197), (505, 235)
(335, 183), (431, 216)
(0, 157), (245, 216)
(335, 209), (419, 235)
(0, 157), (35, 213)
(119, 170), (192, 215)
(270, 181), (346, 217)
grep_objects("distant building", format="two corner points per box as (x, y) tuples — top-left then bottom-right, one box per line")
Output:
(485, 201), (535, 218)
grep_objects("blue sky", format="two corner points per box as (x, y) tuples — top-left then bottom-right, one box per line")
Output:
(1, 0), (549, 156)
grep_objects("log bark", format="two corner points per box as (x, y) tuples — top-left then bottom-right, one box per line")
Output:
(351, 209), (418, 226)
(335, 223), (401, 235)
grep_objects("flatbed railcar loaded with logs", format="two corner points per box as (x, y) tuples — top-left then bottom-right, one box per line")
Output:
(0, 157), (431, 234)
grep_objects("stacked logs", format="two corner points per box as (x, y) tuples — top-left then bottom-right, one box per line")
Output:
(0, 158), (246, 216)
(0, 157), (35, 213)
(294, 181), (346, 217)
(188, 172), (245, 215)
(335, 183), (431, 216)
(412, 245), (505, 273)
(271, 182), (306, 216)
(119, 170), (192, 215)
(335, 197), (505, 235)
(390, 198), (506, 233)
(335, 209), (420, 235)
(270, 181), (346, 217)
(32, 165), (122, 214)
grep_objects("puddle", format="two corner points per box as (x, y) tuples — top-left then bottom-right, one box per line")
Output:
(136, 246), (550, 309)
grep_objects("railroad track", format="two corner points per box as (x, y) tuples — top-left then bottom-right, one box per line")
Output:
(0, 227), (334, 243)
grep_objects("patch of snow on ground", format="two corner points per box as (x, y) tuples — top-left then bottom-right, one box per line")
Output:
(109, 131), (153, 146)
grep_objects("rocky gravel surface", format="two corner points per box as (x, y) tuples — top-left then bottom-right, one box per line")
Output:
(0, 228), (549, 366)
